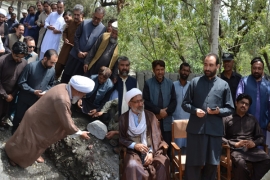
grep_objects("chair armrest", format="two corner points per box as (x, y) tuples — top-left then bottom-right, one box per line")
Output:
(171, 142), (181, 157)
(171, 142), (180, 151)
(222, 143), (230, 149)
(221, 143), (231, 165)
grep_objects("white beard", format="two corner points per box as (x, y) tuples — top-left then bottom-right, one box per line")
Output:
(71, 96), (80, 104)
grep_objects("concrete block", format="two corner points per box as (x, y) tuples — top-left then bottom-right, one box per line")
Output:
(87, 120), (108, 140)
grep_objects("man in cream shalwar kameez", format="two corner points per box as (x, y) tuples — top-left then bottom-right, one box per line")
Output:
(5, 75), (94, 168)
(40, 2), (65, 60)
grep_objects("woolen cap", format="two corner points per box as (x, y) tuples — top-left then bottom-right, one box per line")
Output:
(0, 9), (7, 17)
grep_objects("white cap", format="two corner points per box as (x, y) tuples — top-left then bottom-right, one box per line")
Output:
(112, 21), (118, 31)
(0, 9), (7, 17)
(21, 9), (27, 14)
(69, 75), (95, 93)
(125, 88), (142, 104)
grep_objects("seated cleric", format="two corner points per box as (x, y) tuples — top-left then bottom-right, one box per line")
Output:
(119, 88), (170, 180)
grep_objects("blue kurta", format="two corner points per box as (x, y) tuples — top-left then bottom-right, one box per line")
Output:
(172, 80), (190, 148)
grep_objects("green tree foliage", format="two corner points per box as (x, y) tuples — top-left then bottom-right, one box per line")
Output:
(119, 0), (270, 74)
(119, 0), (213, 73)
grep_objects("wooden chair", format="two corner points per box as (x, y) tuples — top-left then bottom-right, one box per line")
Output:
(220, 143), (268, 180)
(171, 119), (188, 180)
(171, 119), (221, 180)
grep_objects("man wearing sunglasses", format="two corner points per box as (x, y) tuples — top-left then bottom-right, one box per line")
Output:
(23, 36), (38, 63)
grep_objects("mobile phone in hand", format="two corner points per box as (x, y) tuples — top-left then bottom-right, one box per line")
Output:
(211, 107), (217, 111)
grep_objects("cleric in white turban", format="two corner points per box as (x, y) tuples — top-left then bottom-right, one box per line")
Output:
(0, 8), (7, 17)
(120, 89), (170, 180)
(125, 88), (142, 104)
(69, 75), (95, 103)
(5, 75), (94, 168)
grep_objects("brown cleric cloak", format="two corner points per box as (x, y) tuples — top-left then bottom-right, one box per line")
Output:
(5, 84), (79, 168)
(119, 109), (170, 180)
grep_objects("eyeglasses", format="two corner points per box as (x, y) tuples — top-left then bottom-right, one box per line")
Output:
(239, 101), (249, 106)
(28, 46), (35, 49)
(130, 99), (144, 104)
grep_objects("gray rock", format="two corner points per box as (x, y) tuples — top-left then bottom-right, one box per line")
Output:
(87, 120), (108, 140)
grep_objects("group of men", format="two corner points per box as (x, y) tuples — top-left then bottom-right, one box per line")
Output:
(0, 0), (121, 169)
(0, 1), (270, 180)
(119, 52), (270, 180)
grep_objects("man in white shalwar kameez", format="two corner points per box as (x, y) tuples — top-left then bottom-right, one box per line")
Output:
(40, 1), (65, 60)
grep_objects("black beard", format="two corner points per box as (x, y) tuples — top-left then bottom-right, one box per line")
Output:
(180, 74), (188, 80)
(252, 73), (262, 79)
(204, 70), (217, 78)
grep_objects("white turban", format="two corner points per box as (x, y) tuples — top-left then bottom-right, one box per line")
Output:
(0, 9), (7, 17)
(69, 75), (95, 93)
(21, 9), (27, 14)
(125, 88), (142, 104)
(112, 21), (118, 31)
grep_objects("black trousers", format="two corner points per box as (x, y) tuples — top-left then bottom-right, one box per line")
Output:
(60, 55), (85, 84)
(185, 164), (217, 180)
(159, 119), (171, 159)
(12, 99), (32, 135)
(232, 157), (270, 180)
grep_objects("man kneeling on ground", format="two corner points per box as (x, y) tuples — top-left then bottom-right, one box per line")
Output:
(77, 66), (113, 123)
(223, 93), (270, 180)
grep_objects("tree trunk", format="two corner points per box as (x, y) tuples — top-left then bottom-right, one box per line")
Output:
(0, 1), (2, 8)
(17, 0), (22, 21)
(11, 1), (15, 6)
(262, 52), (270, 74)
(209, 0), (221, 55)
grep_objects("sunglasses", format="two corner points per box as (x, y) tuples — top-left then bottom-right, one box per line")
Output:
(28, 46), (35, 49)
